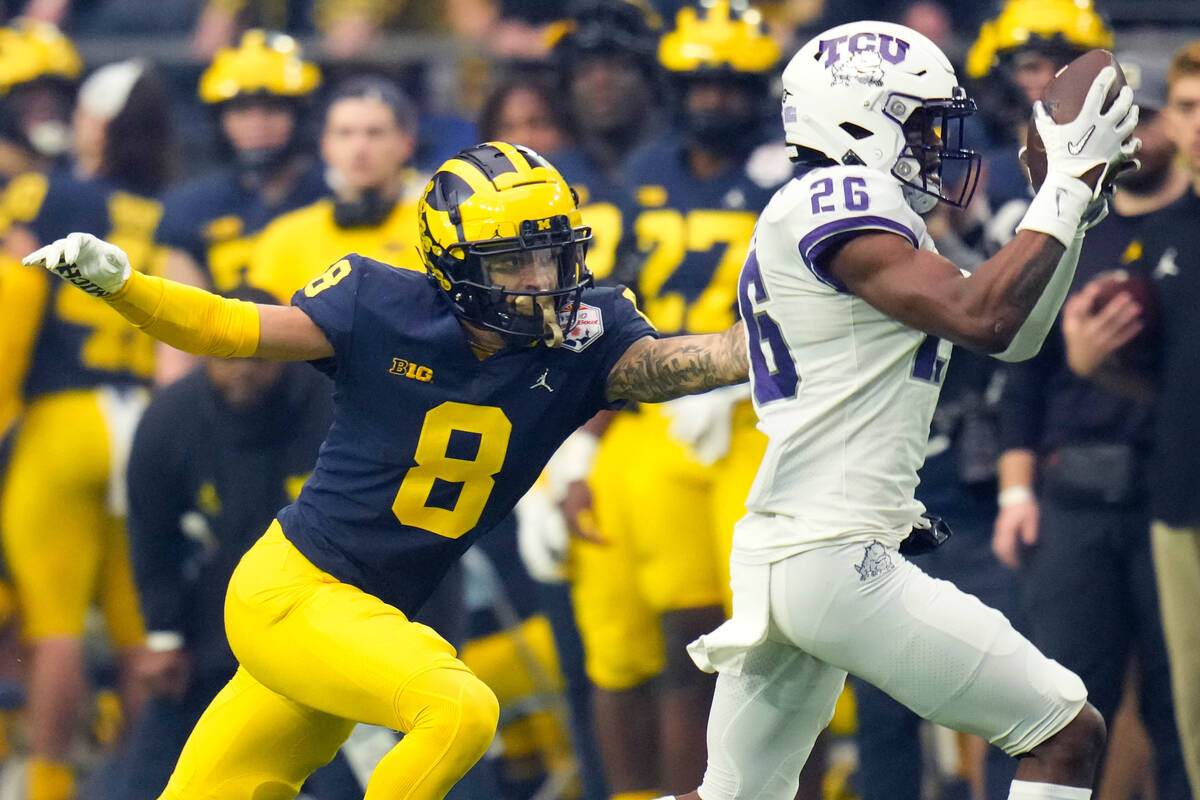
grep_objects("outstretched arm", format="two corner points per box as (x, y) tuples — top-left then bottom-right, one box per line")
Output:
(605, 322), (748, 403)
(24, 232), (333, 361)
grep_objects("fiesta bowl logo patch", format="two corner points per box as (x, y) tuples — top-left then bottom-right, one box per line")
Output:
(557, 301), (604, 352)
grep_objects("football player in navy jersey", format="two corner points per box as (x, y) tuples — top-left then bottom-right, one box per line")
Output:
(154, 30), (326, 296)
(549, 0), (665, 187)
(547, 0), (666, 282)
(27, 141), (750, 800)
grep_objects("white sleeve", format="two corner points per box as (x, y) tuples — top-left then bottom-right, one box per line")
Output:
(992, 230), (1084, 362)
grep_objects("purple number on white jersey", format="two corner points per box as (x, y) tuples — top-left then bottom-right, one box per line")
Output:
(811, 176), (871, 215)
(739, 250), (799, 404)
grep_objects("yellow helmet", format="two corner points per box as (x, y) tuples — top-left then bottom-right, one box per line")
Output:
(0, 19), (81, 96)
(966, 0), (1114, 79)
(658, 0), (780, 75)
(198, 29), (321, 104)
(418, 142), (593, 347)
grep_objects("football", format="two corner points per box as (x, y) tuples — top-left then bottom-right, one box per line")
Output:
(1024, 49), (1129, 192)
(1085, 269), (1157, 359)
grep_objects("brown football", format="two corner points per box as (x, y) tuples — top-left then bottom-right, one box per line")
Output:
(1024, 49), (1128, 192)
(1085, 269), (1157, 359)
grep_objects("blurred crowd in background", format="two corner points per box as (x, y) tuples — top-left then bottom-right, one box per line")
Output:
(0, 1), (1200, 800)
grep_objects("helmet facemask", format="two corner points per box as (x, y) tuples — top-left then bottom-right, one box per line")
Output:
(885, 88), (982, 214)
(436, 214), (593, 348)
(421, 142), (595, 347)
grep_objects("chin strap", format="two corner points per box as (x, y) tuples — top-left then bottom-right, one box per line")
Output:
(901, 181), (939, 214)
(512, 294), (564, 348)
(539, 295), (563, 348)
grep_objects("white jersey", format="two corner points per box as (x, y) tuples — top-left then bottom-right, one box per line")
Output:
(735, 164), (951, 561)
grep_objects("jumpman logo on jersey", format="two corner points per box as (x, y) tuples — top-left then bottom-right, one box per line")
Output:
(530, 369), (554, 392)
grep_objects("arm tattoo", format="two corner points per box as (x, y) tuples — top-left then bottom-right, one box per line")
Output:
(606, 322), (749, 403)
(1004, 237), (1067, 313)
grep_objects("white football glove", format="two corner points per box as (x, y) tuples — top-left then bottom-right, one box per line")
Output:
(545, 430), (599, 499)
(662, 383), (751, 466)
(1033, 66), (1139, 198)
(1077, 147), (1141, 233)
(23, 231), (132, 298)
(514, 481), (569, 584)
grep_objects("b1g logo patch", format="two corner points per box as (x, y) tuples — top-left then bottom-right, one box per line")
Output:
(558, 301), (604, 353)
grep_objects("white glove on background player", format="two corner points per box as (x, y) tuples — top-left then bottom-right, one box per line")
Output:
(516, 430), (603, 582)
(515, 481), (569, 584)
(24, 231), (132, 297)
(1032, 66), (1139, 197)
(663, 383), (751, 466)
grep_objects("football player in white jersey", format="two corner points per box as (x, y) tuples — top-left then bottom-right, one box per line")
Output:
(657, 20), (1140, 800)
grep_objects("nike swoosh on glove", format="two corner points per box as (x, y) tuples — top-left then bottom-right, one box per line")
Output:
(1032, 66), (1139, 198)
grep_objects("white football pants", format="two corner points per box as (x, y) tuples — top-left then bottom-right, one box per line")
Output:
(693, 524), (1087, 800)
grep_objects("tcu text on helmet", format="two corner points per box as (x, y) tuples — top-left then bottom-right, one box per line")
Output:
(817, 32), (910, 69)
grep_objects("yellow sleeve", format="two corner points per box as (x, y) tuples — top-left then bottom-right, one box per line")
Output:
(0, 257), (50, 434)
(106, 271), (260, 358)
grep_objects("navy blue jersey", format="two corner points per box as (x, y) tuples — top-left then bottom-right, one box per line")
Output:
(618, 132), (786, 334)
(552, 147), (622, 210)
(156, 162), (328, 290)
(277, 255), (656, 614)
(551, 147), (626, 283)
(10, 170), (109, 242)
(5, 169), (162, 399)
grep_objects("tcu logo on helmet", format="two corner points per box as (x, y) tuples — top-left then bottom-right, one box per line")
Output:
(830, 50), (885, 87)
(818, 32), (910, 69)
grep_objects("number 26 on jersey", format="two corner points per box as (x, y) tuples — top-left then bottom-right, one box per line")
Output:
(810, 176), (870, 215)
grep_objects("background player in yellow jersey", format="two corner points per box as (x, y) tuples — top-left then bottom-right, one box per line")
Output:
(249, 75), (426, 300)
(26, 141), (752, 799)
(0, 60), (174, 800)
(564, 4), (788, 797)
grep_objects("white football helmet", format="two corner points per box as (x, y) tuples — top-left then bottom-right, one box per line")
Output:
(781, 20), (982, 213)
